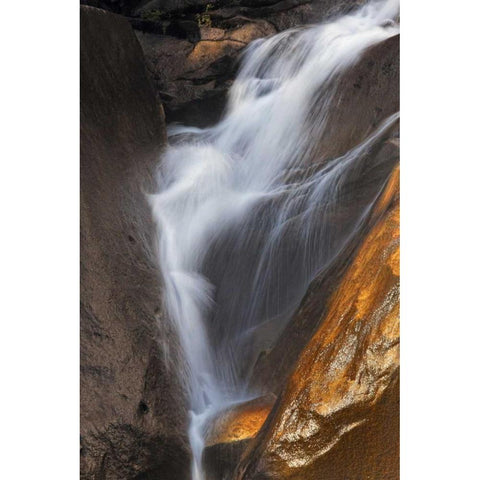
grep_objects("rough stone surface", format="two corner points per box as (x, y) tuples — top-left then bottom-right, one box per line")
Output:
(135, 19), (276, 125)
(80, 6), (190, 479)
(235, 166), (400, 480)
(315, 34), (400, 163)
(203, 395), (276, 480)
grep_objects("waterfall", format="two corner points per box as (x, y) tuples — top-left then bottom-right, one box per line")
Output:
(149, 1), (399, 478)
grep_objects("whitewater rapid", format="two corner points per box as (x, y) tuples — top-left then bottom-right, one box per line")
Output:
(149, 1), (399, 478)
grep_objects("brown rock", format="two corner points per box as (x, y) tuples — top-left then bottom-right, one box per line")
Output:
(205, 394), (277, 447)
(80, 6), (190, 479)
(316, 34), (400, 162)
(235, 166), (400, 480)
(203, 394), (276, 480)
(136, 19), (276, 126)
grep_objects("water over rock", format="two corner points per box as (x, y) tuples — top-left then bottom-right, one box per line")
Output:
(234, 166), (400, 480)
(80, 7), (190, 478)
(249, 32), (399, 396)
(127, 0), (369, 125)
(80, 2), (400, 478)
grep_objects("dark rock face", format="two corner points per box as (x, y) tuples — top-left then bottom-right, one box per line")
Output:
(81, 0), (364, 19)
(80, 7), (190, 479)
(80, 0), (144, 16)
(127, 0), (367, 125)
(80, 1), (370, 126)
(135, 20), (276, 126)
(315, 34), (400, 162)
(235, 166), (400, 480)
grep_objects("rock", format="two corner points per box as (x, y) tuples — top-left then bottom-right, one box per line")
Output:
(205, 394), (277, 446)
(135, 19), (276, 126)
(80, 0), (144, 16)
(82, 0), (364, 21)
(80, 6), (190, 479)
(203, 394), (276, 479)
(315, 34), (400, 162)
(235, 166), (400, 480)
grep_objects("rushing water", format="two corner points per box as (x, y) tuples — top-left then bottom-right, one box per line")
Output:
(149, 1), (399, 478)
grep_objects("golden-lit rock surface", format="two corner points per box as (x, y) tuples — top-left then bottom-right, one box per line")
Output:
(205, 394), (276, 447)
(235, 166), (399, 480)
(203, 395), (276, 480)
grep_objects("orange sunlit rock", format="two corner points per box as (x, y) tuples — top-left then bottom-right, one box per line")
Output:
(205, 394), (276, 447)
(235, 165), (399, 480)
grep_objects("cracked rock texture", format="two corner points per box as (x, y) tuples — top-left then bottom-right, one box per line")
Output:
(80, 7), (190, 479)
(234, 166), (400, 480)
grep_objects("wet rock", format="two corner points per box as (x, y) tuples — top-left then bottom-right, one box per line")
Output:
(205, 394), (277, 446)
(80, 6), (190, 479)
(235, 166), (400, 480)
(249, 33), (399, 396)
(315, 34), (400, 162)
(203, 394), (276, 479)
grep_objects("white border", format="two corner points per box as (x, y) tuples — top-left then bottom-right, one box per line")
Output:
(401, 0), (480, 478)
(1, 0), (79, 477)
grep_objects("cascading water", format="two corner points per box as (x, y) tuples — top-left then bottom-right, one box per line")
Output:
(149, 1), (399, 478)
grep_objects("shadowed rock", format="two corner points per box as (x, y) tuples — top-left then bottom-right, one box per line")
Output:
(135, 20), (276, 126)
(315, 34), (400, 162)
(80, 6), (190, 479)
(235, 166), (400, 480)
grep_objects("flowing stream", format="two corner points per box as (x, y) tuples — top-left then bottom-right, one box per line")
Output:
(149, 1), (399, 478)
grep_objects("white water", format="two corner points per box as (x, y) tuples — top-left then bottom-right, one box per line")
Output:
(149, 1), (399, 478)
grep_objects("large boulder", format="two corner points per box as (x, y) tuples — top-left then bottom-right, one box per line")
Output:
(235, 166), (400, 480)
(80, 7), (190, 479)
